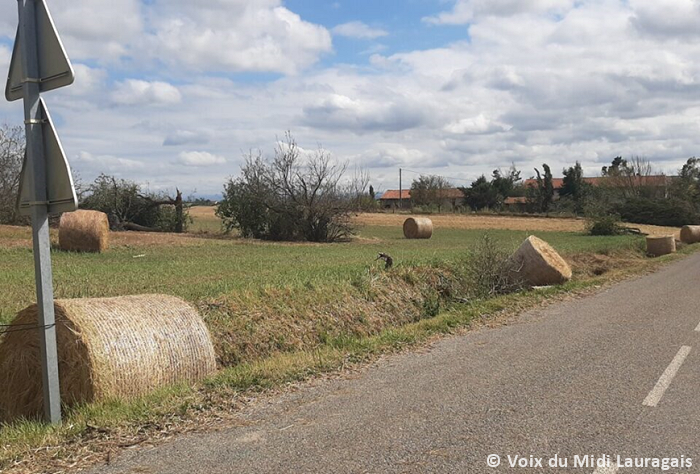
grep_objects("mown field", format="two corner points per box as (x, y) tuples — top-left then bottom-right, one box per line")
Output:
(0, 208), (659, 324)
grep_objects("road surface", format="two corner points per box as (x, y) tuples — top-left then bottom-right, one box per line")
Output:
(88, 253), (700, 473)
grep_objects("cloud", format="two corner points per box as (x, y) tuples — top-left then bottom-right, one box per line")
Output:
(423, 0), (574, 25)
(76, 151), (144, 172)
(301, 94), (434, 133)
(144, 1), (332, 75)
(50, 0), (143, 63)
(177, 151), (226, 167)
(351, 145), (434, 168)
(163, 129), (211, 146)
(111, 80), (182, 106)
(629, 0), (700, 39)
(444, 115), (510, 134)
(332, 21), (388, 39)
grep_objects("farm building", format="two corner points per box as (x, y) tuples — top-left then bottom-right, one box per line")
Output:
(379, 188), (465, 209)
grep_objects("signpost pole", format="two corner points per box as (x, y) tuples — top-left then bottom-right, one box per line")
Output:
(18, 0), (61, 425)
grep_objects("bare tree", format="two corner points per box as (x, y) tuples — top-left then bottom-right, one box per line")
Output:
(217, 132), (358, 242)
(0, 124), (25, 224)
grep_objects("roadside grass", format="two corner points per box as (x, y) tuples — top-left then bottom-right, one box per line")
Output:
(0, 213), (694, 472)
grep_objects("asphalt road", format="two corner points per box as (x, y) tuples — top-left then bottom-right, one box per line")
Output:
(88, 253), (700, 473)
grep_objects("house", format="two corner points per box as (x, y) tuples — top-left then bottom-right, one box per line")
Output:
(378, 188), (465, 209)
(378, 189), (411, 208)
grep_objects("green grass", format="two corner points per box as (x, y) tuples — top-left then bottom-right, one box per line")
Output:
(0, 215), (696, 471)
(0, 226), (644, 324)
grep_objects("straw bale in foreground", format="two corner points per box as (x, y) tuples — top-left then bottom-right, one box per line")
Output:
(0, 294), (217, 422)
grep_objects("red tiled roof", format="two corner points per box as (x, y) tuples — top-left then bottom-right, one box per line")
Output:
(379, 189), (411, 200)
(504, 196), (528, 204)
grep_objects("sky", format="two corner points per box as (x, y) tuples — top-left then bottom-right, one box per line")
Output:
(2, 0), (700, 197)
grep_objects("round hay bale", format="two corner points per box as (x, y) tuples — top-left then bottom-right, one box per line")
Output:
(59, 210), (109, 253)
(680, 225), (700, 244)
(510, 235), (572, 287)
(403, 217), (433, 239)
(0, 294), (217, 422)
(646, 235), (676, 257)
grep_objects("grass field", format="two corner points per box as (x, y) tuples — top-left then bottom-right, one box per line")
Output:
(0, 208), (690, 473)
(0, 209), (654, 324)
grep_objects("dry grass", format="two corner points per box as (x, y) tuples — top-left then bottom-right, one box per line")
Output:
(354, 212), (681, 236)
(0, 225), (209, 249)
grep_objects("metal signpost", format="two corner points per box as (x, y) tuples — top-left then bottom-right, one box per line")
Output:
(5, 0), (77, 424)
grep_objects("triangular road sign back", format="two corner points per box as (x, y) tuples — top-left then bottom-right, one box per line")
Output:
(17, 98), (78, 215)
(5, 0), (74, 101)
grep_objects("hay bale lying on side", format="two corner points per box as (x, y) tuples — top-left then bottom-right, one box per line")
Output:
(510, 235), (572, 286)
(646, 235), (676, 257)
(680, 225), (700, 244)
(403, 217), (433, 239)
(59, 209), (109, 252)
(0, 294), (217, 422)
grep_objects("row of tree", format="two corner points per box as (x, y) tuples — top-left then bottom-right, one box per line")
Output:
(410, 155), (700, 227)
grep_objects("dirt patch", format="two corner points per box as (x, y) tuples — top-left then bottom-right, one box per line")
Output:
(0, 225), (211, 249)
(353, 212), (680, 237)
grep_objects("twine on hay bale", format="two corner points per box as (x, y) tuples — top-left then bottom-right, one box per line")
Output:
(680, 225), (700, 244)
(403, 217), (433, 239)
(59, 209), (109, 253)
(0, 294), (217, 422)
(510, 235), (572, 287)
(646, 235), (676, 257)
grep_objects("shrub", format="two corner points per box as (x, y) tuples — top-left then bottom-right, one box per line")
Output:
(616, 197), (698, 227)
(217, 133), (362, 242)
(460, 234), (523, 298)
(586, 214), (624, 236)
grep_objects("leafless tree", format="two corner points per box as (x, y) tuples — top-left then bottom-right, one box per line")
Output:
(217, 132), (359, 242)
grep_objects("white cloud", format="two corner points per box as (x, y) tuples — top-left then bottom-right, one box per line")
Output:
(444, 115), (510, 135)
(144, 1), (332, 75)
(332, 21), (388, 39)
(301, 93), (436, 133)
(177, 151), (226, 167)
(424, 0), (574, 24)
(111, 80), (182, 106)
(164, 130), (211, 147)
(629, 0), (700, 39)
(76, 151), (144, 172)
(50, 0), (143, 63)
